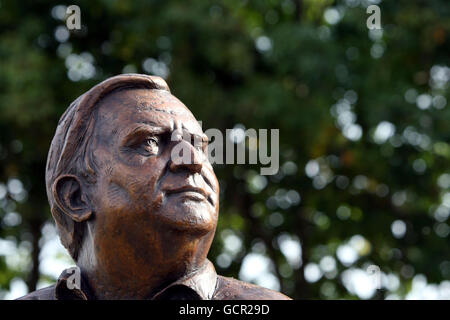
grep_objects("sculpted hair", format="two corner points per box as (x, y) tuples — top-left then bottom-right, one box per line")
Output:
(46, 74), (170, 260)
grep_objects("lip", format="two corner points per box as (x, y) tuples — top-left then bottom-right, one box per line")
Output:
(164, 185), (214, 206)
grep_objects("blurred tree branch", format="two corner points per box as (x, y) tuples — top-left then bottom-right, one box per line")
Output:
(293, 0), (303, 22)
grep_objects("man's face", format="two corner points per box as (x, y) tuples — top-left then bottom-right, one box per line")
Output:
(85, 88), (219, 271)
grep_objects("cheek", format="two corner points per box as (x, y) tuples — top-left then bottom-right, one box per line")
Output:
(102, 159), (166, 211)
(91, 166), (164, 255)
(103, 181), (133, 211)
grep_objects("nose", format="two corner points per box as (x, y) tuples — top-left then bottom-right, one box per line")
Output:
(169, 139), (203, 174)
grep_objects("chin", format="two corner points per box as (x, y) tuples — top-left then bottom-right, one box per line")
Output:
(156, 200), (217, 236)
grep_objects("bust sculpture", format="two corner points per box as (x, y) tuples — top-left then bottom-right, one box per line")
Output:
(19, 74), (290, 300)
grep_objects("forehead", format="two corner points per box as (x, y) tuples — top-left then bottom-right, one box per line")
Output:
(95, 87), (202, 136)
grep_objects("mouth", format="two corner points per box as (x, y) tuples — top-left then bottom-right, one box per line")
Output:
(165, 186), (214, 206)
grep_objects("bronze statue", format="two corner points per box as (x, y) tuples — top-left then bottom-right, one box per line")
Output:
(19, 74), (291, 300)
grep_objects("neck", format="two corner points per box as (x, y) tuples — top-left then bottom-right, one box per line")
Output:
(81, 261), (197, 299)
(76, 226), (213, 299)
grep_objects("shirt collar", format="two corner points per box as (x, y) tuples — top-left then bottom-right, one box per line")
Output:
(152, 259), (218, 300)
(55, 260), (218, 300)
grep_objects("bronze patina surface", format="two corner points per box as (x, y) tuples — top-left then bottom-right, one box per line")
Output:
(18, 74), (291, 300)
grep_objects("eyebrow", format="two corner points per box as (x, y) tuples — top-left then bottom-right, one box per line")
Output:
(121, 123), (172, 143)
(122, 122), (209, 145)
(136, 121), (173, 134)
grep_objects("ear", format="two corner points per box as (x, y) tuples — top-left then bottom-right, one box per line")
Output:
(52, 174), (92, 223)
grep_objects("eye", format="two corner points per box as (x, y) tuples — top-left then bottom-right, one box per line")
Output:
(142, 137), (159, 155)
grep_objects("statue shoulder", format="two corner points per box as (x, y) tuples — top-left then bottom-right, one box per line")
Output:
(213, 275), (291, 300)
(16, 285), (56, 300)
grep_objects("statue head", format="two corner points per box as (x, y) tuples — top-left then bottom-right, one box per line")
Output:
(46, 74), (219, 293)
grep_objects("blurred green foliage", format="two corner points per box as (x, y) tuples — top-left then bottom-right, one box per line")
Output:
(0, 0), (449, 299)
